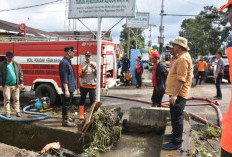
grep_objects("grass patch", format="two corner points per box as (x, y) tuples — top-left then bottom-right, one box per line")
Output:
(199, 126), (221, 138)
(191, 125), (221, 157)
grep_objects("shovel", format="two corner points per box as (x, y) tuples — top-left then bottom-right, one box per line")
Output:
(82, 101), (102, 133)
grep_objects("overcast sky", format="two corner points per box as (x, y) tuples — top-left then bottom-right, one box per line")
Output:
(0, 0), (227, 46)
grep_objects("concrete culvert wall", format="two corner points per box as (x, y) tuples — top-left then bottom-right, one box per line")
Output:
(127, 107), (169, 133)
(0, 108), (122, 156)
(0, 120), (85, 154)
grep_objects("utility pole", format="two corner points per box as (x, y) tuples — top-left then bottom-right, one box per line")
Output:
(135, 29), (137, 50)
(127, 27), (131, 58)
(158, 0), (165, 54)
(148, 24), (156, 48)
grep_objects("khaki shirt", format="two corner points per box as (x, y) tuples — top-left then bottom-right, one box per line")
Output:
(165, 51), (193, 99)
(78, 61), (97, 88)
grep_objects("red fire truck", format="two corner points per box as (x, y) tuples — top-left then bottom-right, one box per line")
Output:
(0, 40), (119, 105)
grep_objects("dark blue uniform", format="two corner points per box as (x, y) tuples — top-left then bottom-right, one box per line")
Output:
(59, 57), (76, 116)
(121, 58), (130, 77)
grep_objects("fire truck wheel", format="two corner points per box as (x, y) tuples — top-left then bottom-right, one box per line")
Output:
(35, 84), (57, 105)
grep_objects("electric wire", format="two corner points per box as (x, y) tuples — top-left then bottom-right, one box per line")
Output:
(0, 0), (63, 13)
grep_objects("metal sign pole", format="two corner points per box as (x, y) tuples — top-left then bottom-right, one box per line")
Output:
(96, 17), (102, 102)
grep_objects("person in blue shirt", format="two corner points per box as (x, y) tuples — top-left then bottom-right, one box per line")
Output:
(120, 53), (130, 78)
(59, 46), (77, 127)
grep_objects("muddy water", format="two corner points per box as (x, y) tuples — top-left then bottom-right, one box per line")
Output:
(102, 133), (162, 157)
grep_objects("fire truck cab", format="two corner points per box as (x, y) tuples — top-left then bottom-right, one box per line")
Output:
(0, 40), (119, 105)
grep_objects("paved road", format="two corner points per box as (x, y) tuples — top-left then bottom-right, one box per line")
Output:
(106, 81), (231, 127)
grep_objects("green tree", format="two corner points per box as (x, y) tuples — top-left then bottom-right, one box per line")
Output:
(120, 24), (145, 53)
(179, 5), (230, 58)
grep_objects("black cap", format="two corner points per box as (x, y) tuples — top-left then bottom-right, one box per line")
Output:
(64, 46), (74, 52)
(85, 51), (92, 56)
(6, 51), (14, 58)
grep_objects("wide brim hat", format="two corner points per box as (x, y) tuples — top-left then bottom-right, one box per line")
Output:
(170, 36), (190, 51)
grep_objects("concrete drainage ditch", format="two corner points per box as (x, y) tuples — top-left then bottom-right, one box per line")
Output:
(0, 107), (193, 157)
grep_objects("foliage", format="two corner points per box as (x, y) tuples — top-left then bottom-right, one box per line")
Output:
(83, 109), (121, 157)
(120, 24), (145, 53)
(179, 5), (230, 58)
(198, 126), (221, 138)
(192, 127), (220, 157)
(199, 147), (211, 157)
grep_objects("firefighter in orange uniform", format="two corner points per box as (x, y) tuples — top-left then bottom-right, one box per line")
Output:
(218, 1), (232, 156)
(195, 56), (207, 85)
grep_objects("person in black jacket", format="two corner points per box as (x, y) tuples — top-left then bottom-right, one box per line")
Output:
(150, 52), (168, 107)
(0, 51), (24, 118)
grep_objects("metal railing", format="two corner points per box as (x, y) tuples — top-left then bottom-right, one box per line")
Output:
(0, 34), (97, 42)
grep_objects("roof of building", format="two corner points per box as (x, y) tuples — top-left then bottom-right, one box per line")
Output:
(0, 19), (57, 37)
(0, 19), (113, 41)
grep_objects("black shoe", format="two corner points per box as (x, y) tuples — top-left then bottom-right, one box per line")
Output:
(214, 96), (222, 100)
(162, 142), (181, 150)
(164, 134), (173, 140)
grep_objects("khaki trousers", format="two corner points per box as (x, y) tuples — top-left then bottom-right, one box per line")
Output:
(3, 85), (20, 114)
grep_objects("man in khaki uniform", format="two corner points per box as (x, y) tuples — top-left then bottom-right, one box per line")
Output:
(163, 37), (193, 150)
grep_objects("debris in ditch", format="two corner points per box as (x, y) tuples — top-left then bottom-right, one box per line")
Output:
(39, 142), (78, 157)
(15, 150), (34, 157)
(40, 147), (78, 157)
(191, 125), (221, 157)
(82, 108), (122, 157)
(41, 142), (61, 154)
